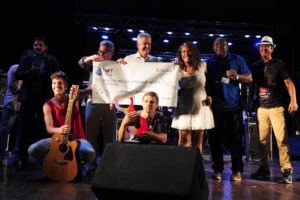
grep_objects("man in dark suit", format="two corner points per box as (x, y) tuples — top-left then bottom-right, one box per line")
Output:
(14, 36), (60, 168)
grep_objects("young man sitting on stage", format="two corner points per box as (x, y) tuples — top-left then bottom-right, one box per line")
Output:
(28, 71), (96, 167)
(117, 91), (167, 144)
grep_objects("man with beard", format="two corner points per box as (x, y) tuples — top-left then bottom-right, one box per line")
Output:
(250, 36), (298, 184)
(206, 38), (252, 181)
(117, 91), (167, 144)
(14, 36), (60, 169)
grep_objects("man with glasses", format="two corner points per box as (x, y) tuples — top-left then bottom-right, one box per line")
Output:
(78, 40), (116, 164)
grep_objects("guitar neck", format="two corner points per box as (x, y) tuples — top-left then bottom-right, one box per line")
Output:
(62, 100), (74, 143)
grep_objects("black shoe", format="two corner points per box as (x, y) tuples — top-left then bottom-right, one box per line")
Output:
(280, 169), (292, 184)
(212, 171), (222, 180)
(14, 160), (27, 170)
(251, 166), (270, 178)
(230, 171), (242, 181)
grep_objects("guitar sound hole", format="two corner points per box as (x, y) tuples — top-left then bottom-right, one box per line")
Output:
(59, 144), (68, 153)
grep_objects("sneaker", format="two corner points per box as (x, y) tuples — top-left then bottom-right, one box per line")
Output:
(212, 172), (222, 180)
(251, 166), (270, 178)
(230, 171), (242, 181)
(280, 169), (292, 184)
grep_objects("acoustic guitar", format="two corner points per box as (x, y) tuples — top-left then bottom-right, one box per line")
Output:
(42, 85), (79, 182)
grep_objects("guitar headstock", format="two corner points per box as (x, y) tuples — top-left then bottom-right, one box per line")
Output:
(69, 85), (79, 102)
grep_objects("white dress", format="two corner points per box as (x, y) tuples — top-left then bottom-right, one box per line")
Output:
(171, 61), (214, 130)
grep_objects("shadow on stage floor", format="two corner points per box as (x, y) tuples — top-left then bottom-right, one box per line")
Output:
(1, 150), (300, 200)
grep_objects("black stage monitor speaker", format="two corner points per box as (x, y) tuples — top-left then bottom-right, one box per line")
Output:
(91, 143), (209, 200)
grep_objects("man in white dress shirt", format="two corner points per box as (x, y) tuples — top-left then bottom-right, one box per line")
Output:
(118, 32), (158, 63)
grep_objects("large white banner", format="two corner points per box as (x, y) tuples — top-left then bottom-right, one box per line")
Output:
(92, 61), (178, 106)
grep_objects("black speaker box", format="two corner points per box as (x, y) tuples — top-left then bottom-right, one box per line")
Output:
(91, 143), (208, 200)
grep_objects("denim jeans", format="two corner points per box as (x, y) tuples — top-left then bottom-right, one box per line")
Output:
(0, 106), (18, 158)
(28, 137), (96, 163)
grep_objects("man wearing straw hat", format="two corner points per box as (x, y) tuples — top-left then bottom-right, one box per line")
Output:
(251, 36), (298, 184)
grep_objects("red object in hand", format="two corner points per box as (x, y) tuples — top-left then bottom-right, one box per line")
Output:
(136, 117), (147, 137)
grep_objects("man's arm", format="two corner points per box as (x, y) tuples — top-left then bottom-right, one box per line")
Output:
(226, 70), (253, 83)
(78, 56), (93, 72)
(284, 78), (298, 113)
(138, 131), (167, 144)
(117, 112), (139, 142)
(43, 103), (71, 135)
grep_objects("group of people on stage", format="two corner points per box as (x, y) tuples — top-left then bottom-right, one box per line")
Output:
(0, 32), (298, 184)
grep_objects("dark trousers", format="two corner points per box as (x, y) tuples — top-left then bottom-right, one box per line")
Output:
(14, 101), (47, 161)
(0, 106), (18, 158)
(208, 109), (244, 173)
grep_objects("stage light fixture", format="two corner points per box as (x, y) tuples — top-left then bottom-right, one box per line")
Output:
(127, 29), (133, 32)
(219, 34), (224, 37)
(104, 27), (110, 31)
(92, 27), (98, 30)
(228, 42), (233, 46)
(256, 35), (261, 38)
(193, 41), (198, 44)
(185, 32), (190, 36)
(132, 37), (137, 41)
(167, 31), (173, 35)
(209, 34), (214, 37)
(139, 30), (145, 33)
(244, 35), (250, 38)
(101, 35), (109, 39)
(163, 39), (169, 43)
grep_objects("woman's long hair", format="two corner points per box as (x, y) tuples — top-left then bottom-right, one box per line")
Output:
(177, 42), (201, 71)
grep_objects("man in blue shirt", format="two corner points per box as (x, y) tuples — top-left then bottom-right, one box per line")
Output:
(206, 38), (252, 181)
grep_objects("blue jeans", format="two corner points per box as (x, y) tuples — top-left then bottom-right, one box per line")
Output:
(0, 106), (18, 158)
(28, 137), (96, 163)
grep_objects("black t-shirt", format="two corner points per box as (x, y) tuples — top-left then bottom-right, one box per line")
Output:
(137, 110), (166, 134)
(250, 58), (290, 108)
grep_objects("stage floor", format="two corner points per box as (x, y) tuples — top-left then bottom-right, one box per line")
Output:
(1, 154), (300, 200)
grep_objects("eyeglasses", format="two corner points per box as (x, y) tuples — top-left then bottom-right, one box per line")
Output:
(98, 50), (112, 55)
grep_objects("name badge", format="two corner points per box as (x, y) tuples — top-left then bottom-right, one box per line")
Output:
(221, 77), (230, 84)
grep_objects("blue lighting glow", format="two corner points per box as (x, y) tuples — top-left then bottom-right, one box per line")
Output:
(193, 41), (198, 44)
(256, 35), (261, 38)
(254, 41), (260, 48)
(139, 30), (145, 33)
(101, 35), (109, 39)
(132, 37), (137, 41)
(185, 32), (190, 36)
(163, 39), (169, 43)
(127, 29), (133, 32)
(244, 35), (250, 38)
(209, 34), (214, 37)
(219, 34), (224, 37)
(228, 42), (233, 46)
(167, 31), (173, 35)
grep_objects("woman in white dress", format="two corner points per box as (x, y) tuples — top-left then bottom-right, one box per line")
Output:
(171, 42), (214, 153)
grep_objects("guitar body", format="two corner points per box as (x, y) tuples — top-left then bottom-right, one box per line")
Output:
(43, 133), (78, 182)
